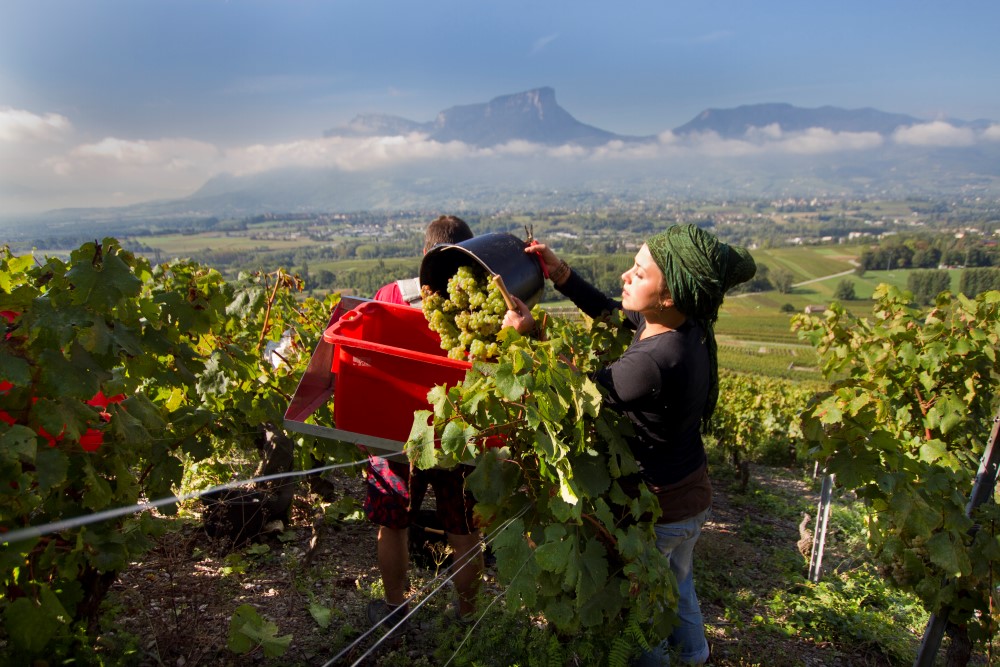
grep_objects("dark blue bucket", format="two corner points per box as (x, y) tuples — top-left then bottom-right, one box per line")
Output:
(419, 232), (545, 308)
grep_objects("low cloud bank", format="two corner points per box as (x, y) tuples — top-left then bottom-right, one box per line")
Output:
(893, 121), (978, 147)
(0, 107), (72, 143)
(3, 106), (1000, 215)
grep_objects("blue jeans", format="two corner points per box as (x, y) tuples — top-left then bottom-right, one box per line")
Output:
(635, 508), (711, 666)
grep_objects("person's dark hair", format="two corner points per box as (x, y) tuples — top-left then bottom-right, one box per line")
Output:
(423, 215), (473, 253)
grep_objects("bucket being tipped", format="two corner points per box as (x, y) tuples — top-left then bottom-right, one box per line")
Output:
(419, 232), (545, 308)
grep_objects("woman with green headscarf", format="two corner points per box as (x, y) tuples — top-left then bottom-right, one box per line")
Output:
(505, 224), (756, 666)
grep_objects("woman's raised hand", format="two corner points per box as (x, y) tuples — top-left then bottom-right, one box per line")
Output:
(525, 241), (561, 278)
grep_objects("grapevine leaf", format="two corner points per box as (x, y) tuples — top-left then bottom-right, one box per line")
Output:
(556, 460), (580, 506)
(257, 628), (293, 657)
(576, 537), (609, 603)
(0, 351), (30, 387)
(494, 363), (525, 401)
(543, 598), (575, 630)
(491, 521), (538, 607)
(535, 392), (563, 424)
(308, 602), (332, 629)
(226, 286), (265, 320)
(546, 495), (580, 523)
(0, 425), (37, 463)
(82, 462), (114, 510)
(819, 402), (843, 424)
(228, 604), (262, 654)
(534, 428), (557, 460)
(567, 451), (611, 497)
(926, 394), (965, 435)
(34, 447), (68, 492)
(466, 449), (522, 505)
(616, 524), (649, 560)
(592, 497), (616, 533)
(103, 320), (146, 357)
(462, 389), (488, 417)
(144, 455), (184, 509)
(36, 349), (102, 400)
(428, 385), (452, 420)
(440, 419), (477, 461)
(579, 378), (604, 418)
(4, 586), (68, 652)
(918, 439), (947, 464)
(197, 353), (231, 397)
(110, 402), (155, 446)
(847, 393), (871, 415)
(87, 529), (129, 571)
(524, 403), (542, 429)
(535, 535), (572, 573)
(578, 580), (624, 628)
(926, 532), (967, 577)
(406, 411), (438, 470)
(65, 248), (143, 309)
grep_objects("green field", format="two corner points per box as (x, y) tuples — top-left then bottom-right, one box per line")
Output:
(138, 231), (316, 255)
(750, 244), (862, 282)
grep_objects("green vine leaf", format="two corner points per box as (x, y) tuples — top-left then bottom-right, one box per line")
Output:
(227, 603), (292, 658)
(4, 585), (69, 653)
(406, 410), (437, 470)
(65, 245), (143, 310)
(494, 364), (525, 401)
(0, 425), (37, 464)
(925, 532), (968, 578)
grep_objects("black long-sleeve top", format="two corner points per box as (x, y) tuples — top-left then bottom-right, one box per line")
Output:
(555, 270), (710, 493)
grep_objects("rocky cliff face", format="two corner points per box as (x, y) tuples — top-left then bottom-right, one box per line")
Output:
(326, 87), (649, 147)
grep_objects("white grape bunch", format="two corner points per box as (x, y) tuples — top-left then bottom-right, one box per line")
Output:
(421, 265), (507, 360)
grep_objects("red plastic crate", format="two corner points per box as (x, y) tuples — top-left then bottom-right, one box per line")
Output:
(323, 300), (471, 443)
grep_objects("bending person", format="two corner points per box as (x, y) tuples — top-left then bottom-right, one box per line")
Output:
(367, 215), (483, 628)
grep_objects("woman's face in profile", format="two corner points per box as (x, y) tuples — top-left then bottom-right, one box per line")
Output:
(621, 244), (669, 313)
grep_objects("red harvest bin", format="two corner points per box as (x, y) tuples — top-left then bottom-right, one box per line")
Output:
(323, 301), (471, 443)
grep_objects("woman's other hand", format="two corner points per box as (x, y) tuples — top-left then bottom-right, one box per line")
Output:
(502, 294), (535, 334)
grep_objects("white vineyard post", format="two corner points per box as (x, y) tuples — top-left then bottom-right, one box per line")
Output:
(808, 472), (835, 583)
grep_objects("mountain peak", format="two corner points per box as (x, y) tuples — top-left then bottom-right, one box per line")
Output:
(675, 103), (924, 138)
(325, 87), (642, 147)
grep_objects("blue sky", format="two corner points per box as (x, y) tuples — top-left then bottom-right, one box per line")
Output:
(2, 0), (999, 215)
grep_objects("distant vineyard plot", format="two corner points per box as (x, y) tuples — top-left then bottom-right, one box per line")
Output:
(749, 244), (863, 282)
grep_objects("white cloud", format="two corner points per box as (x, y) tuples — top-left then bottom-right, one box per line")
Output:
(5, 107), (999, 217)
(761, 127), (883, 155)
(222, 133), (481, 174)
(531, 33), (559, 55)
(745, 124), (783, 141)
(0, 107), (72, 143)
(893, 121), (976, 147)
(41, 138), (221, 189)
(1, 133), (222, 213)
(639, 126), (882, 159)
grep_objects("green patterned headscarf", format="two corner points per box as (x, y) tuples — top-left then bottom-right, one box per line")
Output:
(646, 224), (757, 426)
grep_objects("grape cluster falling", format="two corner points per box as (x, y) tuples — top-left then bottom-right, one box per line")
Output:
(421, 265), (508, 360)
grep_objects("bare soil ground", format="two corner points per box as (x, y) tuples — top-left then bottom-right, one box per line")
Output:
(100, 465), (983, 667)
